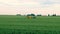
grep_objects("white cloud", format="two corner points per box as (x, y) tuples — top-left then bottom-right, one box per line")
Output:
(0, 0), (60, 15)
(50, 0), (60, 2)
(0, 0), (39, 6)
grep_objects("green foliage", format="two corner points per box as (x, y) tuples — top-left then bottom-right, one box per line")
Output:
(27, 14), (31, 16)
(16, 14), (21, 16)
(0, 29), (60, 34)
(0, 16), (60, 30)
(27, 14), (36, 19)
(37, 14), (42, 16)
(31, 14), (35, 16)
(27, 14), (35, 16)
(0, 16), (60, 34)
(48, 14), (50, 16)
(52, 14), (56, 16)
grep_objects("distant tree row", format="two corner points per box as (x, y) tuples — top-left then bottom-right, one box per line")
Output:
(27, 14), (35, 16)
(48, 14), (56, 16)
(16, 14), (21, 16)
(16, 14), (57, 16)
(37, 14), (56, 16)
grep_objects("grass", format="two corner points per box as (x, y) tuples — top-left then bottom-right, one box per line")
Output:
(0, 15), (60, 34)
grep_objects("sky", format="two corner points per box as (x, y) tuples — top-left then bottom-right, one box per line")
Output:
(0, 0), (60, 15)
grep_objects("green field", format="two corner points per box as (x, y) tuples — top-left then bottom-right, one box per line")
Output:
(0, 15), (60, 34)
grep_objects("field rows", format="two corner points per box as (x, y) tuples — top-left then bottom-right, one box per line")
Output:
(0, 15), (60, 34)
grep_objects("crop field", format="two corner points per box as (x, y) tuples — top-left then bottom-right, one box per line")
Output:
(0, 15), (60, 34)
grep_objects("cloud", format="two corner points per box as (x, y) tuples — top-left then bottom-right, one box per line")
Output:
(0, 0), (60, 15)
(41, 0), (60, 4)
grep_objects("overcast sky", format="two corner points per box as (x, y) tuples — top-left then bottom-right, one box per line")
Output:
(0, 0), (60, 15)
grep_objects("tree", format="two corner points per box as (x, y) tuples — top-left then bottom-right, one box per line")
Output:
(48, 14), (50, 16)
(31, 14), (35, 16)
(27, 14), (36, 19)
(27, 14), (31, 16)
(16, 14), (21, 16)
(37, 14), (42, 16)
(52, 14), (56, 16)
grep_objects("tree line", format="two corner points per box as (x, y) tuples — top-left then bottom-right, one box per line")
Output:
(16, 14), (57, 16)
